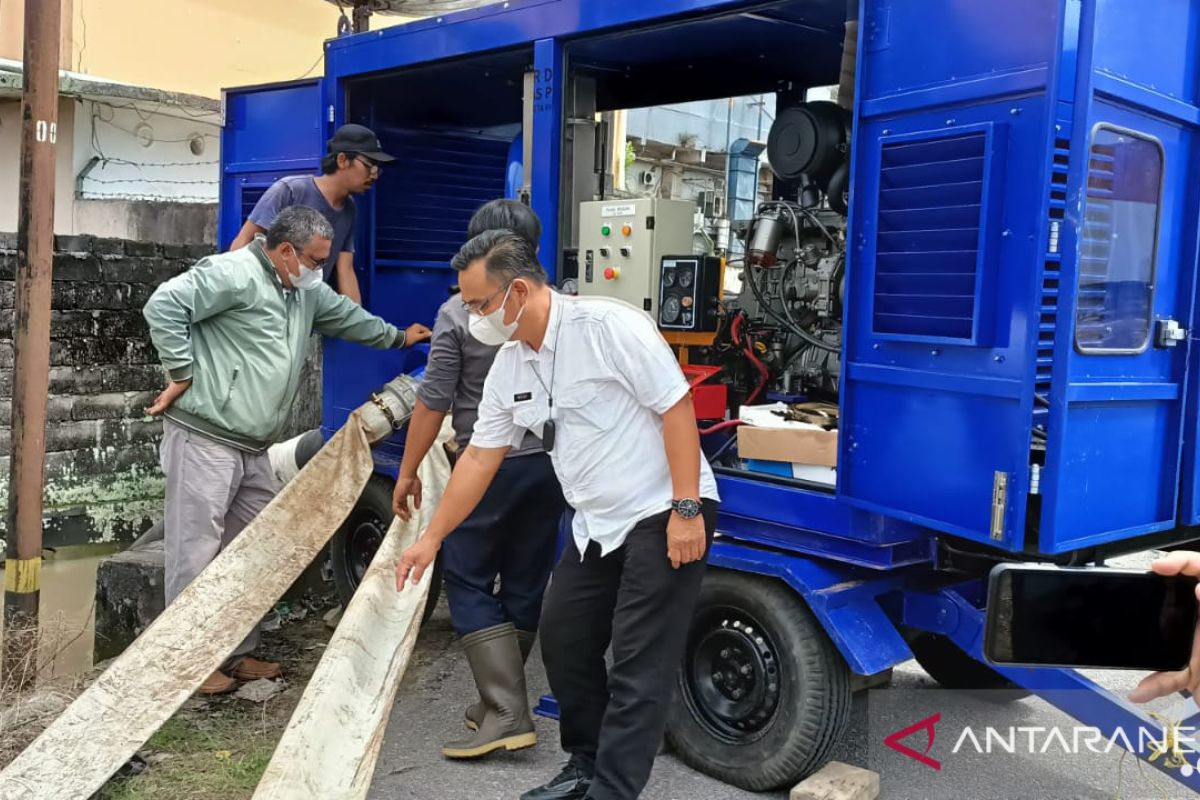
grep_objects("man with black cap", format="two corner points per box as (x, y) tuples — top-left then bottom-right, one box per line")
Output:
(230, 124), (402, 306)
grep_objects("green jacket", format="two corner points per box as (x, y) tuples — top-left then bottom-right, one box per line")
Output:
(144, 239), (405, 451)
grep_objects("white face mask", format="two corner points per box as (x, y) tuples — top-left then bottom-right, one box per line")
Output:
(291, 250), (324, 291)
(468, 282), (524, 346)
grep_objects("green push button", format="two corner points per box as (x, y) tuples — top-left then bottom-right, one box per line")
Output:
(601, 225), (611, 236)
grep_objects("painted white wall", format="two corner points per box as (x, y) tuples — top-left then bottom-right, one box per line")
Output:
(72, 99), (219, 204)
(0, 99), (79, 234)
(0, 96), (217, 237)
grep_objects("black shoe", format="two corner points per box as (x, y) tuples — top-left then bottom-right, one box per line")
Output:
(519, 757), (593, 800)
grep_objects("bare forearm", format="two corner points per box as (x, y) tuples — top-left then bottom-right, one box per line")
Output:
(662, 396), (702, 499)
(399, 399), (447, 479)
(336, 256), (362, 305)
(229, 221), (265, 251)
(421, 445), (507, 543)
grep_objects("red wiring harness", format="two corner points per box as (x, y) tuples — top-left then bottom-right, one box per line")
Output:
(731, 313), (769, 407)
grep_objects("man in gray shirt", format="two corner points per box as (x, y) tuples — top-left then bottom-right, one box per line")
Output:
(393, 200), (565, 760)
(229, 124), (394, 304)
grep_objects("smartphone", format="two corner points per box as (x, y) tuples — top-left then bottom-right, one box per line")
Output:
(984, 563), (1198, 671)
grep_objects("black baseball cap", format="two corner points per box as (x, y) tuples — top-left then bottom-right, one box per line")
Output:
(327, 124), (396, 163)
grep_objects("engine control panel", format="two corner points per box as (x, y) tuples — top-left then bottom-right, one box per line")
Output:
(577, 198), (695, 316)
(658, 255), (722, 332)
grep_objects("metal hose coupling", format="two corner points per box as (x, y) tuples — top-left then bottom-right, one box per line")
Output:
(358, 373), (421, 444)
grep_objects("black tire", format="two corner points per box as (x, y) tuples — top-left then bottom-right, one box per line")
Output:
(666, 570), (851, 791)
(329, 475), (442, 625)
(904, 630), (1029, 702)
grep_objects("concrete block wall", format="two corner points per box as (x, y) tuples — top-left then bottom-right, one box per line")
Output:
(0, 232), (324, 546)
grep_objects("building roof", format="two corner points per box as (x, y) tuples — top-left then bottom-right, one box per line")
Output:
(0, 59), (220, 115)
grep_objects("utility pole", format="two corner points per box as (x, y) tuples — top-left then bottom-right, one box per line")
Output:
(4, 0), (62, 689)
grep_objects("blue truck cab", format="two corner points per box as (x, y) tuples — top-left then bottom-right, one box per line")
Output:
(220, 0), (1200, 791)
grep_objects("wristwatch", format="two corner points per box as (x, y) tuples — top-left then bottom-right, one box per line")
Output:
(671, 498), (703, 520)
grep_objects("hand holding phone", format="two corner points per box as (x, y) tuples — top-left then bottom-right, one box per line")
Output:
(985, 560), (1199, 672)
(1129, 551), (1200, 705)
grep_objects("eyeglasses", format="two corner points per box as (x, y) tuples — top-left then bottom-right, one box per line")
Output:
(354, 155), (381, 176)
(292, 247), (322, 270)
(462, 281), (512, 316)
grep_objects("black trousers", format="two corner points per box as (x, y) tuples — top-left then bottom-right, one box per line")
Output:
(540, 500), (718, 800)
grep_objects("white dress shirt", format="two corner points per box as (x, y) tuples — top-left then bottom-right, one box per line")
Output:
(471, 293), (720, 558)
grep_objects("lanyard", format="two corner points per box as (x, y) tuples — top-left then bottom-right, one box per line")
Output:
(528, 303), (563, 451)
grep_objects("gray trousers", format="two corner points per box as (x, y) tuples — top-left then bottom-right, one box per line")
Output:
(160, 420), (281, 668)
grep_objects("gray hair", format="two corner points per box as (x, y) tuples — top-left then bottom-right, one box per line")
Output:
(265, 206), (333, 250)
(451, 228), (547, 285)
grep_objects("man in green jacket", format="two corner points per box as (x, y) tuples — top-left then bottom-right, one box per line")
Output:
(143, 206), (431, 694)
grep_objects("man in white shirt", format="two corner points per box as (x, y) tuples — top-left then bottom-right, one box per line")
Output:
(397, 230), (720, 800)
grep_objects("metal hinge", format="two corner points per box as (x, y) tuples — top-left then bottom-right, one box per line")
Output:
(1156, 318), (1187, 348)
(990, 471), (1008, 541)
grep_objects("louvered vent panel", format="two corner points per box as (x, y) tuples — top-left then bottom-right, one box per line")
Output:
(873, 131), (988, 340)
(374, 132), (509, 266)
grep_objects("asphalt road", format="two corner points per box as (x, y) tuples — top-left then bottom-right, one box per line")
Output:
(369, 551), (1200, 800)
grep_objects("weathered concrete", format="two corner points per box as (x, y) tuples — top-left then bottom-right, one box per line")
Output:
(0, 235), (210, 546)
(0, 233), (325, 547)
(94, 546), (166, 663)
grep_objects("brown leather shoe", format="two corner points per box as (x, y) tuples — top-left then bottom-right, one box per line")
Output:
(198, 670), (237, 695)
(230, 656), (282, 681)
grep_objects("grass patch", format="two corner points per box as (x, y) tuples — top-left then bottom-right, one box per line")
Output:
(97, 708), (278, 800)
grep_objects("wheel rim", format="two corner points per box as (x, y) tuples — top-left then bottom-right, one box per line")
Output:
(343, 513), (386, 586)
(680, 606), (783, 744)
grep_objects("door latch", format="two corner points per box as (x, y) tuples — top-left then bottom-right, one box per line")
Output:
(1156, 319), (1188, 348)
(990, 471), (1008, 542)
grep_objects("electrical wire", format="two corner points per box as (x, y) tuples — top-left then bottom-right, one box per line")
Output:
(699, 419), (744, 436)
(95, 116), (219, 142)
(294, 51), (326, 81)
(82, 176), (217, 186)
(744, 258), (839, 353)
(707, 434), (739, 464)
(731, 313), (769, 405)
(799, 206), (838, 247)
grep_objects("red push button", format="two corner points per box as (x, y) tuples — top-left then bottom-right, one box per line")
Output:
(603, 267), (620, 280)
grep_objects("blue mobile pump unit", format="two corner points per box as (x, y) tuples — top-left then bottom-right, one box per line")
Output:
(220, 0), (1200, 791)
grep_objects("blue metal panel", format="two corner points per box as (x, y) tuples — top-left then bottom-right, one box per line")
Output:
(1092, 0), (1199, 111)
(1039, 0), (1200, 551)
(321, 341), (429, 437)
(708, 541), (913, 676)
(715, 474), (935, 570)
(324, 1), (765, 81)
(531, 38), (564, 280)
(219, 79), (323, 248)
(839, 0), (1061, 549)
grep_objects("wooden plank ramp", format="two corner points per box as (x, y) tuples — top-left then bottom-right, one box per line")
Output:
(253, 421), (453, 799)
(0, 413), (376, 800)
